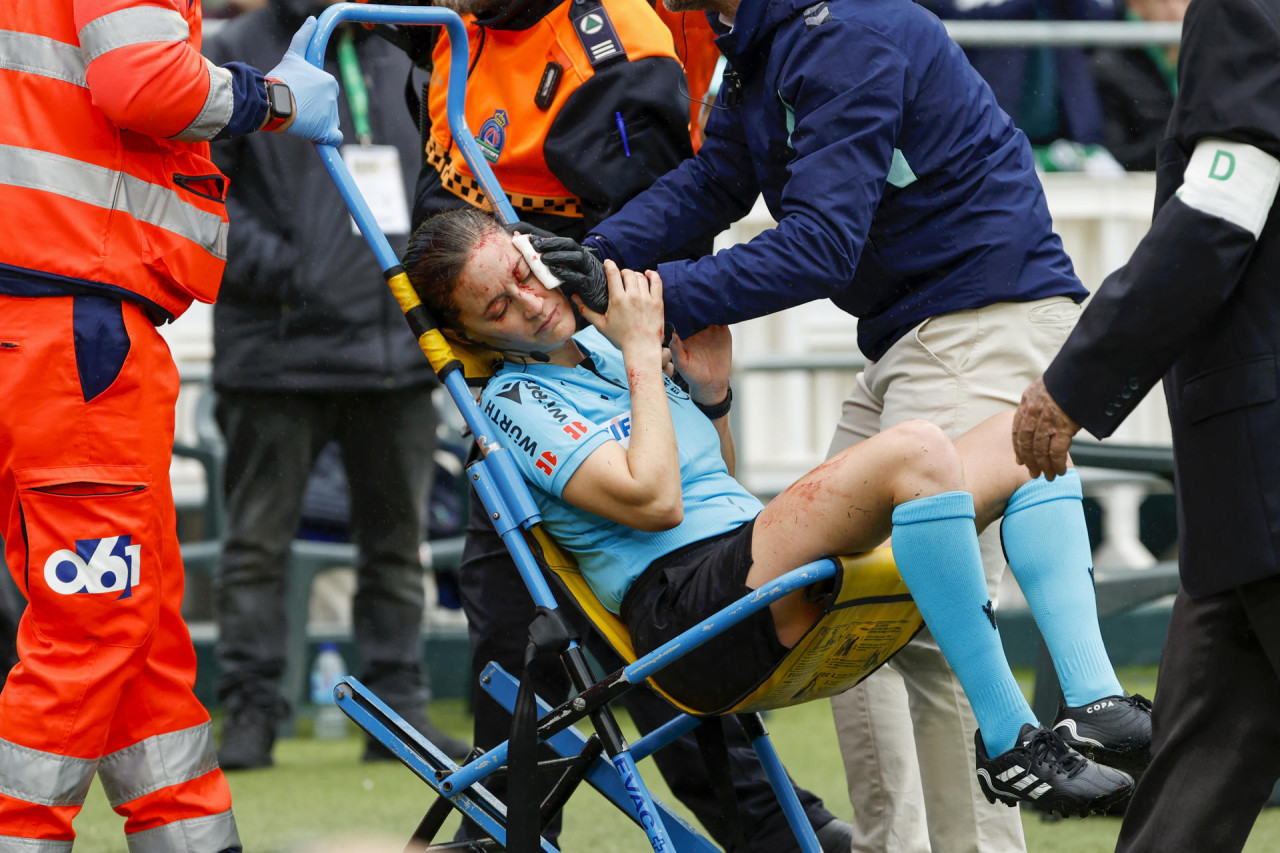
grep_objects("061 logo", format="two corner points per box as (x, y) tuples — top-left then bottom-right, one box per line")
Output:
(43, 536), (140, 599)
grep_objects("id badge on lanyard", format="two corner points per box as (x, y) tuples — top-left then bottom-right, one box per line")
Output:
(337, 28), (410, 236)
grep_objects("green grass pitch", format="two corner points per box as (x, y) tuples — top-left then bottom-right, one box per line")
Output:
(65, 667), (1280, 851)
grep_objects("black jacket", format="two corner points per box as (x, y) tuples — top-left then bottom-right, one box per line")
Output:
(409, 0), (698, 251)
(204, 0), (433, 392)
(1092, 46), (1176, 172)
(1045, 0), (1280, 597)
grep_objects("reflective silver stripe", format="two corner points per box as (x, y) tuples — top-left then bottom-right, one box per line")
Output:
(0, 836), (75, 852)
(125, 810), (240, 853)
(0, 144), (228, 260)
(0, 30), (87, 87)
(172, 60), (233, 142)
(0, 737), (96, 808)
(78, 6), (189, 65)
(98, 722), (219, 808)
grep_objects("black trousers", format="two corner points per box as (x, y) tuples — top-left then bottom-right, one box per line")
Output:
(1116, 577), (1280, 852)
(456, 494), (836, 852)
(214, 387), (437, 717)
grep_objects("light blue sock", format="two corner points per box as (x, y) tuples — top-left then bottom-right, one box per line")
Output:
(892, 491), (1037, 756)
(1001, 470), (1124, 706)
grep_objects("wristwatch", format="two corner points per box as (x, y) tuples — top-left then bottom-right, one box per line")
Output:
(261, 78), (295, 133)
(694, 385), (733, 420)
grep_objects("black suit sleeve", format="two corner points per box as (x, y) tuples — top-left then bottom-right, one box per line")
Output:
(1040, 0), (1280, 437)
(1043, 198), (1260, 436)
(1169, 0), (1280, 162)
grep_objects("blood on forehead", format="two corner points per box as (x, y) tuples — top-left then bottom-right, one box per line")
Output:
(467, 228), (523, 281)
(473, 229), (500, 253)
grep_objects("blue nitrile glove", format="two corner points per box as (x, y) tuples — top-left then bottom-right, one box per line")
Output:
(532, 235), (609, 314)
(265, 17), (343, 146)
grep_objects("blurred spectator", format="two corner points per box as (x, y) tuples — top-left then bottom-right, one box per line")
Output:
(921, 0), (1124, 171)
(203, 0), (468, 770)
(1091, 0), (1187, 170)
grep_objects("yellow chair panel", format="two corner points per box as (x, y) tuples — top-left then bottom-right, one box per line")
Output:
(527, 528), (923, 717)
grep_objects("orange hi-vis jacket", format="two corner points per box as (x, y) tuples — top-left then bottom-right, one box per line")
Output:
(425, 0), (685, 219)
(651, 6), (719, 151)
(0, 0), (261, 321)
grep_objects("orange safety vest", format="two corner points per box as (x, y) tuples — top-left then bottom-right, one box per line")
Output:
(426, 0), (683, 218)
(0, 0), (233, 321)
(652, 6), (719, 151)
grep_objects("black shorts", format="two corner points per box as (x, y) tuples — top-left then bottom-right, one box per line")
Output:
(620, 518), (788, 711)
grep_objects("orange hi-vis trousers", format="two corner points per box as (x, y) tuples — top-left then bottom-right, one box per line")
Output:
(0, 295), (239, 852)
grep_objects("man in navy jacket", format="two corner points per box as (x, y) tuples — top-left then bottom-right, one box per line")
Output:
(587, 0), (1084, 360)
(1015, 0), (1280, 847)
(562, 0), (1095, 847)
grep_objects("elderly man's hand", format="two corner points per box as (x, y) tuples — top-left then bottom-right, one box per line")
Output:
(1013, 377), (1081, 480)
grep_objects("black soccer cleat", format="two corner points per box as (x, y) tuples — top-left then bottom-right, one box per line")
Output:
(1053, 693), (1153, 775)
(975, 723), (1135, 818)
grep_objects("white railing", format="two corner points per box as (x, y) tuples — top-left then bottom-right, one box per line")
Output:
(944, 20), (1182, 47)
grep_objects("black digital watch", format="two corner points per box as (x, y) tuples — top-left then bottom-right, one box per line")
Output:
(262, 78), (294, 132)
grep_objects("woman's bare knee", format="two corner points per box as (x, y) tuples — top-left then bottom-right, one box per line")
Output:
(883, 419), (964, 501)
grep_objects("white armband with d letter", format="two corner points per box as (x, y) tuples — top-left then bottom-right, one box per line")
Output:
(1176, 138), (1280, 239)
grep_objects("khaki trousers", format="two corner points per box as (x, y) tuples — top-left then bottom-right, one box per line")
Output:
(827, 297), (1080, 853)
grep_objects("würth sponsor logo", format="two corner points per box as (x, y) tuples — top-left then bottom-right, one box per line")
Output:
(498, 380), (574, 423)
(483, 398), (540, 459)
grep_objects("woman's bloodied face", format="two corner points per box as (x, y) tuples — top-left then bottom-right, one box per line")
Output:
(452, 228), (577, 355)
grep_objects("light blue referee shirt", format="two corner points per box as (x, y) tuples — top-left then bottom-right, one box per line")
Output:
(479, 327), (763, 612)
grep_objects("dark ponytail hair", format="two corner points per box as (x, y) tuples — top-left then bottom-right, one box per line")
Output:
(402, 208), (503, 333)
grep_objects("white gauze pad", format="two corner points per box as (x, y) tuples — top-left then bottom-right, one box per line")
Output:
(511, 232), (564, 289)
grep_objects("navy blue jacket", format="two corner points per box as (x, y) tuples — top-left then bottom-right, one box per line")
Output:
(588, 0), (1086, 359)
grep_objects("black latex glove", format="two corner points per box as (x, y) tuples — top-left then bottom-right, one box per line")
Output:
(531, 236), (609, 315)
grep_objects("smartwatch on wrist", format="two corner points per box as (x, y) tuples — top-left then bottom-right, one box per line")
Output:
(261, 78), (294, 133)
(694, 385), (733, 420)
